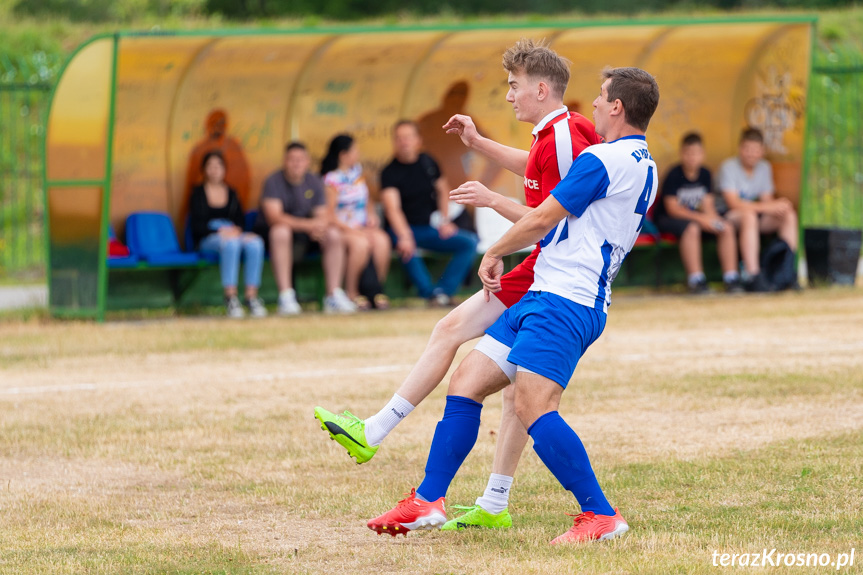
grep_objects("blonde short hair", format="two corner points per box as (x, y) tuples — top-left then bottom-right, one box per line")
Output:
(502, 38), (570, 100)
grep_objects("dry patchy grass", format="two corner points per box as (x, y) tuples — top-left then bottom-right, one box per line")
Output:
(0, 290), (862, 574)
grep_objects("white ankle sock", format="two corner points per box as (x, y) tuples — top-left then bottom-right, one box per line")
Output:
(687, 272), (706, 286)
(475, 473), (513, 514)
(364, 394), (415, 446)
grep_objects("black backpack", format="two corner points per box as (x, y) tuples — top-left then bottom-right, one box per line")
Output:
(761, 239), (797, 291)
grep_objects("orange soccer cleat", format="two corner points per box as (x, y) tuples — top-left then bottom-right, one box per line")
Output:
(367, 488), (447, 537)
(550, 509), (629, 544)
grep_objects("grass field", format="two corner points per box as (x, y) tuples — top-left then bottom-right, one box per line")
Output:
(1, 290), (862, 574)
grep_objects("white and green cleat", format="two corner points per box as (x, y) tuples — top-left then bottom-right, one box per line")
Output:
(314, 407), (378, 464)
(441, 505), (513, 531)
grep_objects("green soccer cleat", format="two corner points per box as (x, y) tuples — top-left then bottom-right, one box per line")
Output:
(314, 406), (378, 464)
(441, 505), (513, 531)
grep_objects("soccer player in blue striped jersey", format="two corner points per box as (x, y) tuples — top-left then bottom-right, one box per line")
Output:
(367, 67), (660, 544)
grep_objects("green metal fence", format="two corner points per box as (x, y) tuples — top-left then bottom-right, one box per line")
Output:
(0, 83), (50, 281)
(803, 52), (863, 230)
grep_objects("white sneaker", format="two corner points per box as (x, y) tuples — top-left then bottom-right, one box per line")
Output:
(323, 288), (357, 314)
(246, 296), (268, 318)
(430, 290), (452, 307)
(225, 295), (245, 319)
(277, 289), (301, 316)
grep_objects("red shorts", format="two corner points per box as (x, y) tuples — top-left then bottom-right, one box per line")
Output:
(494, 247), (539, 308)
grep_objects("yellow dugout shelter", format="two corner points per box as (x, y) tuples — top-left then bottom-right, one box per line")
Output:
(44, 17), (815, 319)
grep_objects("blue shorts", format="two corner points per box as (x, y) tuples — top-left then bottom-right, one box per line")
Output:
(485, 290), (606, 388)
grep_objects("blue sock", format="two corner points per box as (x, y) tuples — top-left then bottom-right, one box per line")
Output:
(528, 411), (615, 516)
(416, 395), (482, 502)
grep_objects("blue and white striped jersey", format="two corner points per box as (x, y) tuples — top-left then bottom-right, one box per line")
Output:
(530, 135), (658, 313)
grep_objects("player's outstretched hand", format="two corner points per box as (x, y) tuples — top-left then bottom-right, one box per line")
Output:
(443, 114), (480, 148)
(478, 253), (504, 302)
(451, 181), (497, 208)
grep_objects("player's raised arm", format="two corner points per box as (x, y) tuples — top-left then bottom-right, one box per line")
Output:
(450, 181), (531, 224)
(443, 114), (529, 176)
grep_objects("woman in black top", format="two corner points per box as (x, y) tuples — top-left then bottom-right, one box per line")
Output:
(189, 151), (267, 318)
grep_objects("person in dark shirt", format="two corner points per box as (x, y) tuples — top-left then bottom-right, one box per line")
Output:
(654, 132), (742, 293)
(380, 120), (479, 305)
(254, 142), (356, 315)
(189, 151), (267, 318)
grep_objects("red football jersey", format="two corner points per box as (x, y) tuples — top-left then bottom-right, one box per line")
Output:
(496, 109), (601, 308)
(523, 109), (602, 208)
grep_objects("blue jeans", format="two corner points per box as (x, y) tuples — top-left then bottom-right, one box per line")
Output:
(392, 226), (479, 298)
(199, 233), (265, 289)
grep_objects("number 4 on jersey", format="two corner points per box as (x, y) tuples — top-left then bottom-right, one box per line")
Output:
(634, 165), (654, 233)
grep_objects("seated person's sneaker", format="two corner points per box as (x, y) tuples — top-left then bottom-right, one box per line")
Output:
(725, 278), (745, 294)
(687, 277), (709, 295)
(367, 488), (446, 536)
(246, 296), (268, 318)
(277, 289), (301, 315)
(441, 504), (512, 531)
(429, 289), (452, 308)
(225, 295), (245, 319)
(323, 288), (357, 314)
(313, 407), (377, 464)
(550, 509), (629, 544)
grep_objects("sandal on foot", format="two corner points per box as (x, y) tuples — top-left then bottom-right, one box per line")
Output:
(373, 293), (390, 310)
(353, 295), (372, 311)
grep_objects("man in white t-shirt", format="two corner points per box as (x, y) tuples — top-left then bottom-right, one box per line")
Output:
(718, 127), (798, 292)
(365, 67), (659, 545)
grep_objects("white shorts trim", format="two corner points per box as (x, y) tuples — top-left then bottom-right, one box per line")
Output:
(474, 335), (517, 382)
(516, 365), (538, 376)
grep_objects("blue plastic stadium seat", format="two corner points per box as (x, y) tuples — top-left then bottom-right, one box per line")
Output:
(244, 210), (259, 232)
(198, 251), (219, 264)
(125, 212), (201, 266)
(183, 216), (194, 252)
(107, 255), (140, 268)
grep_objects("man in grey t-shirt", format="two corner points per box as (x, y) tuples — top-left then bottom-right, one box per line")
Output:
(256, 142), (355, 315)
(718, 127), (798, 291)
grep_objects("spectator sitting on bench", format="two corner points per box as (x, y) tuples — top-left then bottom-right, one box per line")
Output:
(189, 151), (267, 318)
(654, 132), (742, 294)
(321, 134), (392, 311)
(380, 120), (479, 307)
(719, 127), (799, 292)
(184, 109), (252, 221)
(254, 141), (356, 315)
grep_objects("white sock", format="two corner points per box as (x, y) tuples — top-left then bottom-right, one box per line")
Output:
(723, 271), (740, 283)
(364, 394), (415, 446)
(687, 272), (706, 286)
(475, 473), (513, 514)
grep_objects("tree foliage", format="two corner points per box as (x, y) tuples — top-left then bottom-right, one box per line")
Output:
(14, 0), (860, 21)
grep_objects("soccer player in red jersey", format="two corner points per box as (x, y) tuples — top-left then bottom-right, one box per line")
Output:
(315, 39), (601, 531)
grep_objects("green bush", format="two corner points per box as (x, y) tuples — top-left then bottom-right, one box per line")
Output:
(13, 0), (206, 22)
